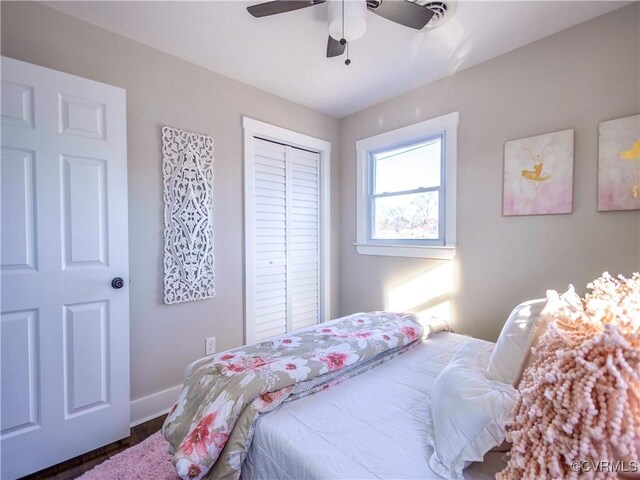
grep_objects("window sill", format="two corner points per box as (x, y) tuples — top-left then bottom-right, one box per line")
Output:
(353, 243), (456, 260)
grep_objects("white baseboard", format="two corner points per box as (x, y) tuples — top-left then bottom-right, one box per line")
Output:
(130, 384), (182, 427)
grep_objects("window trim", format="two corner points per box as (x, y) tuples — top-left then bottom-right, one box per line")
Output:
(355, 112), (458, 259)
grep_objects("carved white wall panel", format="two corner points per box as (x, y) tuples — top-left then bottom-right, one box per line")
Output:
(1, 81), (34, 128)
(1, 309), (40, 438)
(63, 301), (110, 417)
(61, 155), (109, 268)
(1, 148), (37, 271)
(162, 126), (215, 304)
(58, 94), (106, 140)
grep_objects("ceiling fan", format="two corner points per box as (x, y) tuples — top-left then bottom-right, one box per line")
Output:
(247, 0), (436, 64)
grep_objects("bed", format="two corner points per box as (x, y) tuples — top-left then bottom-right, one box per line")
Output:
(177, 317), (509, 480)
(239, 331), (508, 479)
(179, 332), (506, 480)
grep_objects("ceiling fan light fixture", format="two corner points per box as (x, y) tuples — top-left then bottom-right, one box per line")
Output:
(328, 0), (367, 42)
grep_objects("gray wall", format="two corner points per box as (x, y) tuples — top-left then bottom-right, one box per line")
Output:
(338, 3), (640, 342)
(1, 2), (340, 401)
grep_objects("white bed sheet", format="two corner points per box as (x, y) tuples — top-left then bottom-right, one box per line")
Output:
(242, 332), (508, 480)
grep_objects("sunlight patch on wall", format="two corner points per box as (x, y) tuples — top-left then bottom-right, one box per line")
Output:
(385, 262), (454, 312)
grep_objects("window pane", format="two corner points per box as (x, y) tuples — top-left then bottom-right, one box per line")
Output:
(373, 191), (439, 240)
(373, 138), (441, 194)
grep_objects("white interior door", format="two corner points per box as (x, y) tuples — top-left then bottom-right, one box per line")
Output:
(246, 137), (321, 343)
(1, 56), (130, 479)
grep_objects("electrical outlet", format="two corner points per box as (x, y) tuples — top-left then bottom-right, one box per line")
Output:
(205, 337), (216, 356)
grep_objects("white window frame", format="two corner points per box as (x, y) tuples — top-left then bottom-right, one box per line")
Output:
(355, 112), (458, 260)
(243, 117), (331, 345)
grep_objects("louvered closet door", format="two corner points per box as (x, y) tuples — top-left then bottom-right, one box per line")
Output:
(288, 147), (320, 332)
(249, 138), (321, 342)
(253, 139), (288, 340)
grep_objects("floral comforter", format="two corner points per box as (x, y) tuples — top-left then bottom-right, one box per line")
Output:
(162, 311), (445, 480)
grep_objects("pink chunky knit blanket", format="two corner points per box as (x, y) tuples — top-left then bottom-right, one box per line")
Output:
(498, 273), (640, 479)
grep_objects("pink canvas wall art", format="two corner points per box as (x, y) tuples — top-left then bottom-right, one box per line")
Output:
(503, 129), (574, 216)
(598, 114), (640, 211)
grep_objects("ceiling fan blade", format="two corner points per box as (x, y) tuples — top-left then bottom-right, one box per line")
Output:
(326, 36), (346, 57)
(247, 0), (325, 18)
(369, 0), (435, 30)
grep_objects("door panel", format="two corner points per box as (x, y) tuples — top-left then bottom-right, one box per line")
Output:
(1, 81), (34, 128)
(58, 94), (106, 140)
(288, 147), (320, 332)
(0, 147), (36, 271)
(252, 140), (288, 340)
(246, 138), (321, 343)
(61, 155), (109, 267)
(63, 301), (110, 416)
(0, 310), (39, 437)
(0, 56), (129, 479)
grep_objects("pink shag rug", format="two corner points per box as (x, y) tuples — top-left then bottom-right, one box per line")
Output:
(77, 432), (178, 480)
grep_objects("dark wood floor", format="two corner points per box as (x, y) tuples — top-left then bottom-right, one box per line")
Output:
(21, 415), (167, 480)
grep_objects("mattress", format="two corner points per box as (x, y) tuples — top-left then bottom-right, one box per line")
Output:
(242, 331), (508, 480)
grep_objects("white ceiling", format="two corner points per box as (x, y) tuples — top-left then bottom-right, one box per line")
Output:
(45, 1), (628, 118)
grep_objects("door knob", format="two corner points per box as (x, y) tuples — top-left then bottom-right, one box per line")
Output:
(111, 277), (125, 289)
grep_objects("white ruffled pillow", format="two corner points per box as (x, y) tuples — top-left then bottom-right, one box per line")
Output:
(487, 298), (547, 386)
(426, 341), (518, 479)
(488, 288), (583, 387)
(520, 286), (583, 372)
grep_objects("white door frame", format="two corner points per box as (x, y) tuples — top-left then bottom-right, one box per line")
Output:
(243, 117), (331, 345)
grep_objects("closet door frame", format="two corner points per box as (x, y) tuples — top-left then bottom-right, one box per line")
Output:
(243, 117), (331, 345)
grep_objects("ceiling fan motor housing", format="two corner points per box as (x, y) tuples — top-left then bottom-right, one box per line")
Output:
(418, 0), (456, 29)
(328, 0), (368, 42)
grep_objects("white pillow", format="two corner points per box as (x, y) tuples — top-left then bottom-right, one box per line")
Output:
(487, 298), (547, 386)
(559, 285), (583, 312)
(425, 341), (518, 479)
(520, 286), (583, 373)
